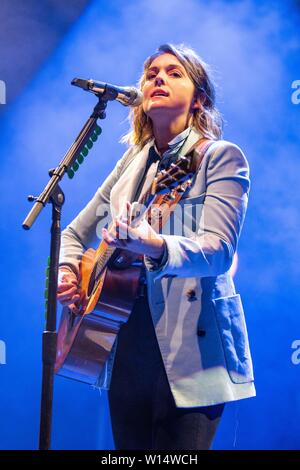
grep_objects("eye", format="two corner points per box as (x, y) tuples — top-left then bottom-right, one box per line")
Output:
(146, 72), (156, 80)
(170, 71), (182, 77)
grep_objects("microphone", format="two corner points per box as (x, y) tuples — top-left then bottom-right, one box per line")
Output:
(71, 77), (143, 107)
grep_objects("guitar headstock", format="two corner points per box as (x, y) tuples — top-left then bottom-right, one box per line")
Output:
(151, 153), (194, 196)
(130, 152), (195, 227)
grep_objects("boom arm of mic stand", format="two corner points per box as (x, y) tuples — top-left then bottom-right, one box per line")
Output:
(22, 97), (108, 230)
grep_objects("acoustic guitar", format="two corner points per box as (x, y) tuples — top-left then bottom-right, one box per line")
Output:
(54, 140), (210, 386)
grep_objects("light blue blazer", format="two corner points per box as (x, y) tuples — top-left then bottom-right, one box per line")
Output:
(59, 128), (256, 407)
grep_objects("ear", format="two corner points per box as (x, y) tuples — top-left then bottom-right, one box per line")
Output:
(191, 93), (203, 111)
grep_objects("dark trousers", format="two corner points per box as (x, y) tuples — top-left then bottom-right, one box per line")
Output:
(108, 291), (224, 450)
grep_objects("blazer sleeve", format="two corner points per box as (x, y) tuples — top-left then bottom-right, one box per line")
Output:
(59, 146), (135, 276)
(144, 140), (250, 278)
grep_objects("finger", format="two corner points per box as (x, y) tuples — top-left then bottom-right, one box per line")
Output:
(59, 294), (81, 307)
(115, 218), (130, 241)
(57, 286), (78, 300)
(126, 223), (139, 241)
(102, 228), (117, 246)
(63, 275), (77, 284)
(57, 282), (78, 293)
(59, 274), (77, 285)
(57, 282), (77, 293)
(116, 216), (128, 228)
(58, 294), (80, 305)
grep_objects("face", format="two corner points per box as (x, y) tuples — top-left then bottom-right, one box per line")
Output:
(142, 53), (200, 122)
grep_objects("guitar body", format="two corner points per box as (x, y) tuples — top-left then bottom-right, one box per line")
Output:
(54, 246), (142, 386)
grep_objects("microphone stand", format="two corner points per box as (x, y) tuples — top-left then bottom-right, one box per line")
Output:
(22, 88), (116, 450)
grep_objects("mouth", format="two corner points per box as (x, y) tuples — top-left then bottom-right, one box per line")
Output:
(150, 89), (169, 98)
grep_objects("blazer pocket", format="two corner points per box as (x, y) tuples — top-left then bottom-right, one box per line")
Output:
(212, 294), (254, 384)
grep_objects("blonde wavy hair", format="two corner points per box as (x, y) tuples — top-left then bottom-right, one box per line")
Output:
(121, 43), (223, 147)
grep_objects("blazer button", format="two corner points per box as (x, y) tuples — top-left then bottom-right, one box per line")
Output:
(197, 328), (206, 337)
(186, 289), (197, 301)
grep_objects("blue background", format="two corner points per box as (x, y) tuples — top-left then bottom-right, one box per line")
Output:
(0, 0), (299, 449)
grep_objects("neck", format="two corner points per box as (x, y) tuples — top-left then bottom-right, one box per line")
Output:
(152, 114), (192, 154)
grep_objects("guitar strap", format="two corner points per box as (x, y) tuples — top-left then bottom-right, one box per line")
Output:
(161, 136), (216, 206)
(186, 137), (215, 175)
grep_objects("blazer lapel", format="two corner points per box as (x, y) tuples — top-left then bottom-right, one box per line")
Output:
(179, 128), (203, 157)
(110, 140), (153, 218)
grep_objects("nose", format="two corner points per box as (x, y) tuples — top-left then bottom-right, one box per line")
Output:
(155, 74), (165, 86)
